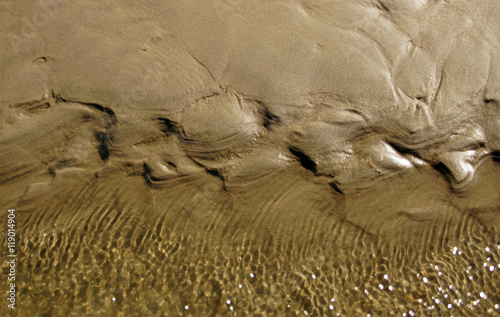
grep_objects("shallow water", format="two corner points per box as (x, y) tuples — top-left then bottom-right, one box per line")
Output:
(1, 161), (500, 316)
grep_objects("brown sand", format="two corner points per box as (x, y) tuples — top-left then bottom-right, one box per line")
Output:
(1, 0), (500, 316)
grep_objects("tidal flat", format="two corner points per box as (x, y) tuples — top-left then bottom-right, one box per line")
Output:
(1, 0), (500, 316)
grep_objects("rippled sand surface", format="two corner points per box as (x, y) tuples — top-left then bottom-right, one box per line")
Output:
(1, 0), (500, 316)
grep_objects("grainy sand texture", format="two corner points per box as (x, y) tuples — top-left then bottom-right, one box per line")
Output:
(1, 0), (500, 316)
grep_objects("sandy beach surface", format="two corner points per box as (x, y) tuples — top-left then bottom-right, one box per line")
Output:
(1, 0), (499, 315)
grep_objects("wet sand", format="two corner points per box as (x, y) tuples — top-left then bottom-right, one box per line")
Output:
(1, 0), (500, 316)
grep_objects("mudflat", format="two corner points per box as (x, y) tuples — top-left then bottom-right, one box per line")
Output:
(1, 0), (499, 316)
